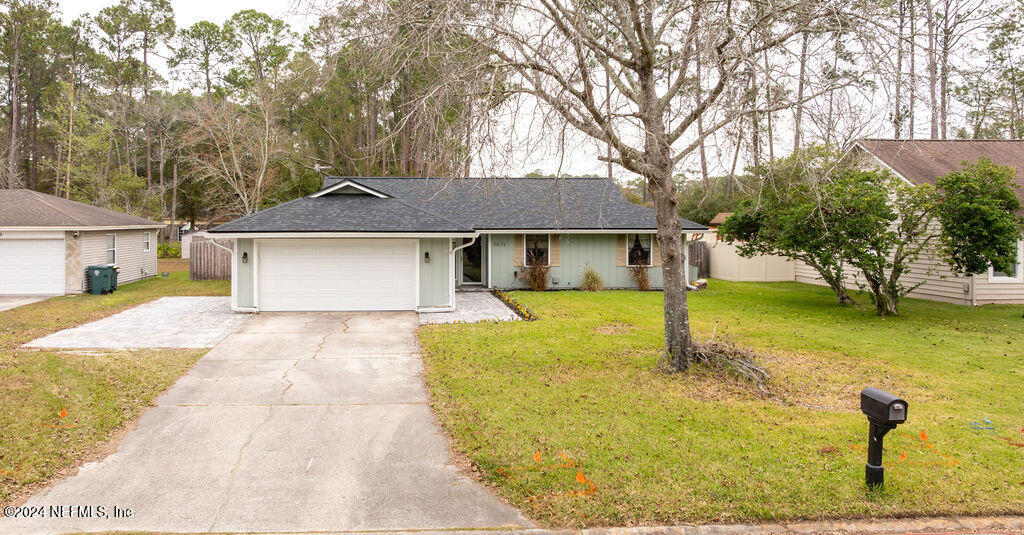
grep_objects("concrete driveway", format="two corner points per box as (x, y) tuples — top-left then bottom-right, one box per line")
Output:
(25, 297), (249, 349)
(3, 311), (529, 534)
(0, 295), (54, 312)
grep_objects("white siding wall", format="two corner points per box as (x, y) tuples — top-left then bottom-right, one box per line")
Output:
(81, 229), (158, 291)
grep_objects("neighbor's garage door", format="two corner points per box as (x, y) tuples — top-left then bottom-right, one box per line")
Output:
(256, 239), (418, 311)
(0, 236), (65, 295)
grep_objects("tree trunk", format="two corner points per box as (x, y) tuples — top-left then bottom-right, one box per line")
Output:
(654, 178), (693, 371)
(873, 284), (900, 316)
(171, 160), (178, 229)
(802, 257), (854, 304)
(694, 59), (709, 187)
(895, 0), (905, 138)
(763, 50), (775, 162)
(144, 31), (152, 188)
(749, 71), (761, 169)
(909, 0), (916, 138)
(821, 269), (854, 305)
(8, 24), (19, 189)
(938, 0), (949, 140)
(794, 34), (808, 150)
(26, 94), (35, 188)
(637, 58), (694, 372)
(926, 1), (939, 139)
(65, 85), (74, 198)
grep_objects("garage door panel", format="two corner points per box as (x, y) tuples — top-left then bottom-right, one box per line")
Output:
(257, 239), (418, 311)
(0, 239), (65, 295)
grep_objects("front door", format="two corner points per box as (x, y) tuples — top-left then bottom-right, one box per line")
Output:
(461, 237), (483, 285)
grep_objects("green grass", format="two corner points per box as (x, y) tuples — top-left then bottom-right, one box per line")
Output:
(418, 281), (1024, 527)
(0, 270), (229, 504)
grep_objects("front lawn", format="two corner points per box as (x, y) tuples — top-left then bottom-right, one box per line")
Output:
(418, 281), (1024, 527)
(0, 272), (228, 504)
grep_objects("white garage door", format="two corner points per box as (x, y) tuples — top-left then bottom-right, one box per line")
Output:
(0, 238), (66, 295)
(257, 239), (418, 311)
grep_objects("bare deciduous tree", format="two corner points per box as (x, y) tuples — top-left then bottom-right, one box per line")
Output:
(182, 85), (288, 215)
(346, 0), (856, 371)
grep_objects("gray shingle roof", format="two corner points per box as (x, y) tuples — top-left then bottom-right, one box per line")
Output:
(210, 177), (706, 233)
(0, 189), (161, 228)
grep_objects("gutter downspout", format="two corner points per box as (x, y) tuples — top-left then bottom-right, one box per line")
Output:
(684, 233), (698, 290)
(449, 235), (479, 309)
(451, 235), (478, 253)
(210, 238), (233, 255)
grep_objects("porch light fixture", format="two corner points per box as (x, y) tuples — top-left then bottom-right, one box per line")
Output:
(242, 252), (248, 263)
(424, 251), (431, 263)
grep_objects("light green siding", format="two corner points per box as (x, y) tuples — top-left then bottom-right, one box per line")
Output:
(488, 233), (665, 289)
(419, 238), (452, 308)
(235, 238), (255, 308)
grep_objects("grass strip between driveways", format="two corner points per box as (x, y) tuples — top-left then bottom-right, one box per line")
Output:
(418, 281), (1024, 527)
(0, 267), (228, 504)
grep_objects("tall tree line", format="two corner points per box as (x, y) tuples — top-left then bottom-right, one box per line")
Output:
(0, 0), (477, 226)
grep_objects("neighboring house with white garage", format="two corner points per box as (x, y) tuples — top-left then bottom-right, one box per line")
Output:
(208, 177), (707, 312)
(0, 189), (163, 295)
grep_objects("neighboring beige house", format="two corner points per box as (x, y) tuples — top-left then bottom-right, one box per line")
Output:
(711, 140), (1024, 305)
(0, 189), (164, 295)
(800, 139), (1024, 305)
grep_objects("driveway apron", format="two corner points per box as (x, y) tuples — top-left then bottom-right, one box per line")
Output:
(2, 311), (529, 534)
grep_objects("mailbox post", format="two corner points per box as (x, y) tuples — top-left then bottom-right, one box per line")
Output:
(860, 387), (908, 489)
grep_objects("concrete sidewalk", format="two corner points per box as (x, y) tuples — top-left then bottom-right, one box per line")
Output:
(271, 515), (1023, 535)
(2, 311), (529, 534)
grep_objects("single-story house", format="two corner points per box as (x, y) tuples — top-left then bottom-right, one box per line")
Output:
(208, 177), (707, 312)
(0, 189), (163, 295)
(794, 139), (1024, 305)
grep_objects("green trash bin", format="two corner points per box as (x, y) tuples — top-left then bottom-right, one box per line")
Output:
(110, 265), (120, 291)
(87, 265), (115, 295)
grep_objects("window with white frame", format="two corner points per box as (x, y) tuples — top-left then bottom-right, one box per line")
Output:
(105, 233), (116, 264)
(989, 240), (1024, 282)
(524, 234), (549, 266)
(143, 232), (151, 252)
(627, 233), (653, 266)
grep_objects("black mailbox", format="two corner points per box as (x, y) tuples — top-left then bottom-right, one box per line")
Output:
(860, 387), (908, 425)
(859, 387), (908, 490)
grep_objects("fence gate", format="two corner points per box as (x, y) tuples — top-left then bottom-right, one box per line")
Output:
(189, 237), (232, 281)
(688, 240), (710, 278)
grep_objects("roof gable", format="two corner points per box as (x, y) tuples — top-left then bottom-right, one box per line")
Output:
(309, 179), (390, 198)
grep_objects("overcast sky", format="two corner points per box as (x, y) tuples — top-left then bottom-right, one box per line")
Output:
(59, 0), (314, 30)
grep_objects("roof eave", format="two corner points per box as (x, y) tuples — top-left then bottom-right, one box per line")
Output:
(206, 230), (478, 238)
(0, 224), (164, 231)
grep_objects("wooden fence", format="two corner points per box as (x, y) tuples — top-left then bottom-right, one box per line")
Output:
(189, 237), (232, 281)
(688, 239), (710, 279)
